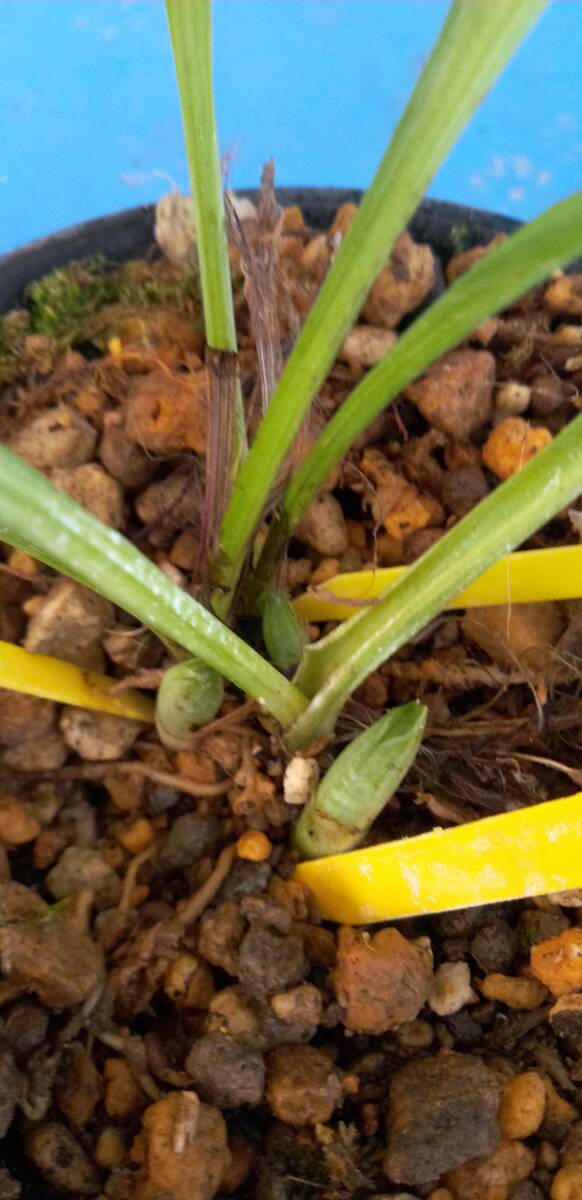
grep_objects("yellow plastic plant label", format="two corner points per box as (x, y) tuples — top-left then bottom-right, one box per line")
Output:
(295, 792), (582, 925)
(0, 641), (155, 723)
(293, 544), (582, 623)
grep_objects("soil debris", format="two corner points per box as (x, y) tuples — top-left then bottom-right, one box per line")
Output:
(2, 195), (582, 1200)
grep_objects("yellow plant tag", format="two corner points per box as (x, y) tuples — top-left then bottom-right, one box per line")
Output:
(0, 641), (155, 723)
(293, 544), (582, 623)
(294, 792), (582, 925)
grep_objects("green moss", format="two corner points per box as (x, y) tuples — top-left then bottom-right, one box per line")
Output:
(26, 256), (115, 339)
(0, 309), (31, 383)
(26, 256), (201, 344)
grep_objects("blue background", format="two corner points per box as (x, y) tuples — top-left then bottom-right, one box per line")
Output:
(0, 0), (580, 255)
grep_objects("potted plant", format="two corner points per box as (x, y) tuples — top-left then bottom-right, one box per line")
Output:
(1, 1), (582, 1197)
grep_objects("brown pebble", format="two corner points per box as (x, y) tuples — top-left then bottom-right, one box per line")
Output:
(560, 1120), (582, 1167)
(443, 1140), (535, 1200)
(186, 1033), (265, 1109)
(220, 1135), (256, 1195)
(0, 690), (55, 747)
(446, 235), (506, 284)
(99, 422), (154, 490)
(538, 1142), (559, 1170)
(237, 922), (306, 996)
(271, 983), (322, 1027)
(59, 708), (141, 761)
(529, 369), (566, 418)
(462, 601), (563, 674)
(0, 901), (103, 1009)
(51, 462), (124, 528)
(3, 732), (68, 773)
(334, 925), (433, 1034)
(24, 1122), (100, 1195)
(135, 1090), (229, 1200)
(442, 465), (489, 517)
(125, 368), (208, 455)
(545, 274), (582, 318)
(104, 1058), (148, 1120)
(295, 493), (349, 557)
(551, 1164), (582, 1200)
(6, 404), (97, 469)
(541, 1076), (577, 1138)
(265, 1044), (343, 1127)
(198, 903), (246, 977)
(550, 994), (582, 1038)
(363, 231), (435, 329)
(406, 349), (495, 440)
(0, 796), (40, 846)
(24, 578), (113, 671)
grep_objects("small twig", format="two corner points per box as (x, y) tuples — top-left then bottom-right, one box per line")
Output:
(110, 668), (164, 695)
(498, 751), (582, 787)
(385, 658), (527, 690)
(173, 843), (236, 928)
(118, 841), (160, 914)
(30, 760), (232, 799)
(97, 1031), (161, 1101)
(196, 345), (239, 582)
(128, 762), (232, 797)
(187, 698), (257, 742)
(226, 162), (282, 414)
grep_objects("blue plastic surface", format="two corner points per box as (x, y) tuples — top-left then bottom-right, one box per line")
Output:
(0, 0), (579, 255)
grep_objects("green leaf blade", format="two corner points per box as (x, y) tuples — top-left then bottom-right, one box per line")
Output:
(165, 0), (236, 353)
(215, 0), (548, 602)
(281, 188), (582, 532)
(0, 445), (307, 728)
(287, 411), (582, 748)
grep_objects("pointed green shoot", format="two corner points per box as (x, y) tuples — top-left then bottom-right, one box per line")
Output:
(286, 411), (582, 750)
(269, 188), (582, 549)
(0, 445), (307, 728)
(215, 0), (547, 605)
(294, 702), (427, 859)
(156, 658), (225, 750)
(262, 592), (309, 673)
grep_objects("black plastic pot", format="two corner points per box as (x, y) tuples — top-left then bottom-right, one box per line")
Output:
(0, 189), (519, 315)
(0, 191), (518, 1200)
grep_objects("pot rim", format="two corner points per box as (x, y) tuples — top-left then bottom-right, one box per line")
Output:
(0, 189), (519, 315)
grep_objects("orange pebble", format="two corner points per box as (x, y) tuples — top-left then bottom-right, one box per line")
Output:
(236, 831), (272, 862)
(482, 416), (552, 480)
(118, 817), (155, 855)
(128, 885), (150, 910)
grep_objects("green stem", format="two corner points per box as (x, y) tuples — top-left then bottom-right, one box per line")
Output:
(294, 702), (426, 859)
(287, 412), (582, 749)
(165, 0), (236, 352)
(214, 0), (547, 605)
(265, 189), (582, 556)
(165, 0), (246, 472)
(0, 445), (307, 728)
